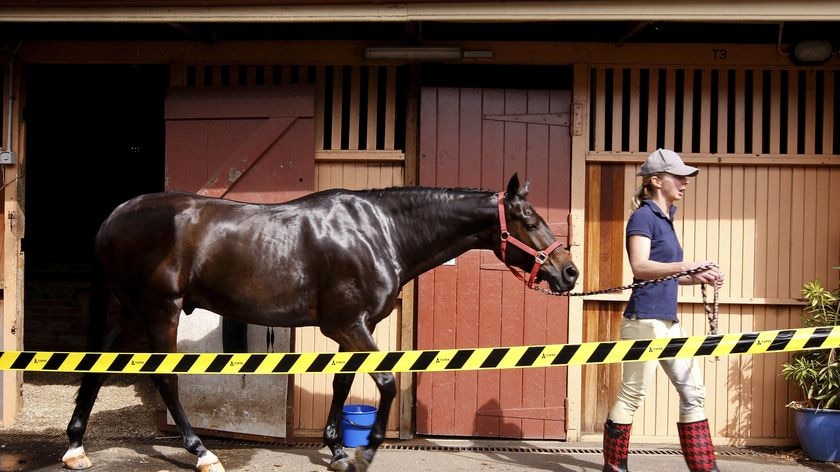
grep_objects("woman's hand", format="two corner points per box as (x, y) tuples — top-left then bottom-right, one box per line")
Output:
(687, 261), (725, 287)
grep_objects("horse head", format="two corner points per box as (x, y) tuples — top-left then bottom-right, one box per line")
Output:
(498, 173), (579, 293)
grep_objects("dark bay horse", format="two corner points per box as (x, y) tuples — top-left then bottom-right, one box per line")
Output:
(62, 173), (578, 472)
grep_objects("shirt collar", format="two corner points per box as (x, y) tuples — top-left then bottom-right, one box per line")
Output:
(642, 199), (678, 221)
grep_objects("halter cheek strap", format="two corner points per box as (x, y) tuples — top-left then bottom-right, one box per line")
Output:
(497, 192), (564, 287)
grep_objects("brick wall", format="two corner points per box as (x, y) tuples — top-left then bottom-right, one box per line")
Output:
(24, 262), (122, 352)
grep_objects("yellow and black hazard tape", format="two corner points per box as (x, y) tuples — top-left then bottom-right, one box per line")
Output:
(2, 326), (838, 375)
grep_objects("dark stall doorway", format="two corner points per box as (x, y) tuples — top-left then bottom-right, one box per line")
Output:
(23, 64), (167, 351)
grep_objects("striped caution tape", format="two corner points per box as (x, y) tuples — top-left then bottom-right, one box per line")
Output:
(2, 326), (838, 375)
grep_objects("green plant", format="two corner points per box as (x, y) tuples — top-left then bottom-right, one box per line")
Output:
(781, 267), (840, 410)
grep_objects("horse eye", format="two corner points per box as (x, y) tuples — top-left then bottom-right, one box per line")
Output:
(525, 223), (538, 231)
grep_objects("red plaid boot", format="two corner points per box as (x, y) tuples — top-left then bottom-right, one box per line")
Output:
(677, 419), (720, 472)
(602, 419), (632, 472)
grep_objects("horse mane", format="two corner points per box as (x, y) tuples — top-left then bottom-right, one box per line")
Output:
(353, 186), (495, 216)
(356, 185), (492, 196)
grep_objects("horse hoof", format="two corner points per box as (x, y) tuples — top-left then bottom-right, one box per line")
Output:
(196, 452), (225, 472)
(197, 463), (225, 472)
(62, 456), (92, 470)
(62, 447), (93, 470)
(328, 456), (354, 472)
(353, 448), (371, 472)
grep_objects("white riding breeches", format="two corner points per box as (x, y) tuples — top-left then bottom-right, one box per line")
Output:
(607, 318), (708, 424)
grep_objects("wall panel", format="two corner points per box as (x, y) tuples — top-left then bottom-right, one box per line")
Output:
(582, 64), (840, 445)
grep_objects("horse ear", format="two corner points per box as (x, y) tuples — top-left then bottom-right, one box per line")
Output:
(506, 173), (521, 198)
(519, 179), (531, 199)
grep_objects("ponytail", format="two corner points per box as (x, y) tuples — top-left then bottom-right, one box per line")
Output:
(631, 175), (656, 211)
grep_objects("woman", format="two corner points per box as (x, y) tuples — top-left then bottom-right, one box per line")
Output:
(602, 149), (725, 472)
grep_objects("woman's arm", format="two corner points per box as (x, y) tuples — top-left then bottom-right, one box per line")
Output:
(627, 235), (725, 286)
(626, 235), (689, 280)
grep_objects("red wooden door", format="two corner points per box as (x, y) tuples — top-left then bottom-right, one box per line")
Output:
(164, 84), (314, 438)
(165, 85), (314, 202)
(416, 87), (572, 439)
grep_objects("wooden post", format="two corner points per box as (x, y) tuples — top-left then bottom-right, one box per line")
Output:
(565, 63), (590, 441)
(1, 59), (24, 427)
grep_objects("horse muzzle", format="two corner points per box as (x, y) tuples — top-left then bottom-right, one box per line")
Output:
(541, 260), (579, 293)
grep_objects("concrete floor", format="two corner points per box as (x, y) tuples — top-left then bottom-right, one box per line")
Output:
(2, 433), (839, 472)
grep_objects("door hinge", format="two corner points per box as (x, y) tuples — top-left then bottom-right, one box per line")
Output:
(571, 102), (583, 136)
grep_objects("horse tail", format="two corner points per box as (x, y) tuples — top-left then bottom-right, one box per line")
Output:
(86, 255), (110, 352)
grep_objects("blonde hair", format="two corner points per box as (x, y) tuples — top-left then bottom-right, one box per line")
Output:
(631, 175), (657, 211)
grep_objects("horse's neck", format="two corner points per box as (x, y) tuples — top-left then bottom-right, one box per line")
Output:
(386, 190), (499, 283)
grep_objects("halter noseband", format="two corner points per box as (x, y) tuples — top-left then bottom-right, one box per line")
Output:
(497, 192), (564, 288)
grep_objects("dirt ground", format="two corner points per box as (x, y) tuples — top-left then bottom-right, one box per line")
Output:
(7, 372), (163, 439)
(3, 373), (840, 472)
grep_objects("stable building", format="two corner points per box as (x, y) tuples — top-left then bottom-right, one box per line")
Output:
(0, 1), (839, 447)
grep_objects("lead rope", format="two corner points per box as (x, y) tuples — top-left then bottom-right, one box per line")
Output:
(531, 263), (720, 336)
(700, 282), (720, 336)
(700, 282), (721, 362)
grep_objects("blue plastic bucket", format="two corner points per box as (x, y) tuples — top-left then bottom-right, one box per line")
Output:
(341, 404), (377, 447)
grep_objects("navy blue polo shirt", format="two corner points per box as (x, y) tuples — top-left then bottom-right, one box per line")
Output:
(623, 200), (683, 322)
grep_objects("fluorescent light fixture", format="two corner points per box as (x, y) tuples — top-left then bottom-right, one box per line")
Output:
(364, 47), (463, 60)
(463, 50), (495, 59)
(792, 40), (834, 64)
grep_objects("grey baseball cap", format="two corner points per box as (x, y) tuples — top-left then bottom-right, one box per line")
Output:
(637, 149), (699, 177)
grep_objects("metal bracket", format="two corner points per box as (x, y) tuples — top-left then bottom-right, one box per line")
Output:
(0, 151), (16, 165)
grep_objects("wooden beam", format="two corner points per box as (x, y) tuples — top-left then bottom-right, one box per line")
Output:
(17, 40), (840, 68)
(582, 294), (808, 306)
(586, 152), (840, 166)
(3, 1), (840, 22)
(315, 150), (405, 162)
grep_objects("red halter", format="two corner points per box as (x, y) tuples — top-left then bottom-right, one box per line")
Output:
(497, 192), (564, 288)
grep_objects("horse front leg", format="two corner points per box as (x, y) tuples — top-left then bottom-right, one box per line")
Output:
(324, 319), (396, 472)
(326, 372), (355, 472)
(152, 373), (224, 472)
(353, 372), (396, 472)
(145, 306), (224, 472)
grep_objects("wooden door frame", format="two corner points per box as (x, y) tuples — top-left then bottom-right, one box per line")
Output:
(1, 61), (25, 427)
(564, 63), (588, 442)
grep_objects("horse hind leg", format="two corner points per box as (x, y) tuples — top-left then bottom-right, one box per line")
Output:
(353, 371), (396, 472)
(62, 373), (106, 469)
(63, 310), (141, 469)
